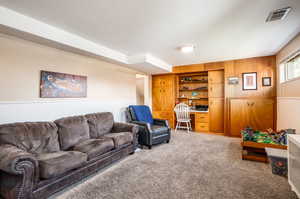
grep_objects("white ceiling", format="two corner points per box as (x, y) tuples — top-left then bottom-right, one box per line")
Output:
(0, 0), (300, 68)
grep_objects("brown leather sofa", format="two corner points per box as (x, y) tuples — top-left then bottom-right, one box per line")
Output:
(0, 112), (138, 199)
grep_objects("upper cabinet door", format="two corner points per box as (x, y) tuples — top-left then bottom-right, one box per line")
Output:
(208, 70), (224, 84)
(208, 70), (224, 98)
(209, 84), (224, 98)
(152, 75), (176, 111)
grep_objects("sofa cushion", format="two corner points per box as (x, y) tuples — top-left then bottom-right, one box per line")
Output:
(104, 132), (133, 148)
(36, 151), (87, 179)
(55, 116), (90, 150)
(85, 112), (114, 138)
(0, 122), (60, 154)
(72, 138), (115, 160)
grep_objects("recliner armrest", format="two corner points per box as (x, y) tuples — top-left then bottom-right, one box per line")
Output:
(130, 121), (151, 131)
(0, 144), (38, 176)
(153, 119), (169, 128)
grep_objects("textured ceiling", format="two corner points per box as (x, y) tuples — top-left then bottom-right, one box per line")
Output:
(0, 0), (300, 66)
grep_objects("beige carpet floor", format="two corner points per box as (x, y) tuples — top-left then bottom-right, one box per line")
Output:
(54, 131), (297, 199)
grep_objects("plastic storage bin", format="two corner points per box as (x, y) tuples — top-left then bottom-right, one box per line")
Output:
(265, 147), (288, 177)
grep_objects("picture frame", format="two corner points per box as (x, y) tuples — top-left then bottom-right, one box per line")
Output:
(242, 72), (257, 90)
(262, 77), (271, 86)
(40, 71), (87, 98)
(228, 76), (239, 85)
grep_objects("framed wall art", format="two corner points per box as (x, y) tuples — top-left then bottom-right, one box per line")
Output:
(242, 72), (257, 90)
(228, 77), (239, 85)
(262, 77), (271, 86)
(40, 70), (87, 98)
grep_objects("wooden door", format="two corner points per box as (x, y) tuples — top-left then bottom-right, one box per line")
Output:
(209, 98), (224, 133)
(229, 98), (275, 137)
(152, 75), (176, 128)
(249, 99), (274, 131)
(229, 99), (249, 137)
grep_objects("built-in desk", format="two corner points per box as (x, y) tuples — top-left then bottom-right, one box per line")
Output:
(190, 110), (209, 132)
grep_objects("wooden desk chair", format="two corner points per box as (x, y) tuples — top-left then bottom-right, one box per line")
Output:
(174, 103), (192, 132)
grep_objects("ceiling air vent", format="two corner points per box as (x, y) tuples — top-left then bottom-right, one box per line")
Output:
(266, 7), (292, 22)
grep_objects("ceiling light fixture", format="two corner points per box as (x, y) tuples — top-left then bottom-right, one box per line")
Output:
(180, 45), (195, 53)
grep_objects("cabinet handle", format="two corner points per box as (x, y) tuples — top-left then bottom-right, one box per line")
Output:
(247, 102), (250, 106)
(251, 102), (255, 106)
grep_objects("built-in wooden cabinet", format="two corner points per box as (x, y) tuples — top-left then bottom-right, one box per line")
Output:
(152, 74), (176, 128)
(195, 113), (209, 132)
(208, 70), (225, 133)
(229, 98), (275, 137)
(209, 98), (224, 133)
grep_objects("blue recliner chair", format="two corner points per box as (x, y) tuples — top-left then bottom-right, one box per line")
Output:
(126, 105), (171, 149)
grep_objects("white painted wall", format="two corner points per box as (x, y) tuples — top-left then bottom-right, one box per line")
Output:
(276, 33), (300, 133)
(0, 33), (137, 124)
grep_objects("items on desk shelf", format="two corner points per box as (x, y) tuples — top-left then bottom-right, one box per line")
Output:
(180, 76), (208, 83)
(181, 77), (192, 82)
(181, 86), (189, 90)
(195, 105), (209, 111)
(191, 92), (198, 97)
(195, 86), (208, 90)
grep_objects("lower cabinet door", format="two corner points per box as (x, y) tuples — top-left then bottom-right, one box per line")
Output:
(230, 99), (249, 137)
(209, 98), (224, 133)
(229, 98), (275, 137)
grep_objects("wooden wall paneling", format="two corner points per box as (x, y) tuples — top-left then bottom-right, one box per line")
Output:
(224, 56), (276, 136)
(204, 61), (225, 71)
(224, 61), (235, 136)
(172, 64), (204, 73)
(224, 56), (276, 98)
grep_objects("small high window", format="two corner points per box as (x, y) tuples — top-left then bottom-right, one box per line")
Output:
(280, 51), (300, 83)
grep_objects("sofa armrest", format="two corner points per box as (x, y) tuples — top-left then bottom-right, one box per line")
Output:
(112, 122), (139, 135)
(0, 144), (38, 176)
(0, 144), (39, 199)
(153, 119), (169, 128)
(112, 123), (139, 149)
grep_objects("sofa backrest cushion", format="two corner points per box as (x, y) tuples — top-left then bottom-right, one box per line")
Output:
(85, 112), (114, 138)
(0, 122), (60, 154)
(55, 116), (90, 150)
